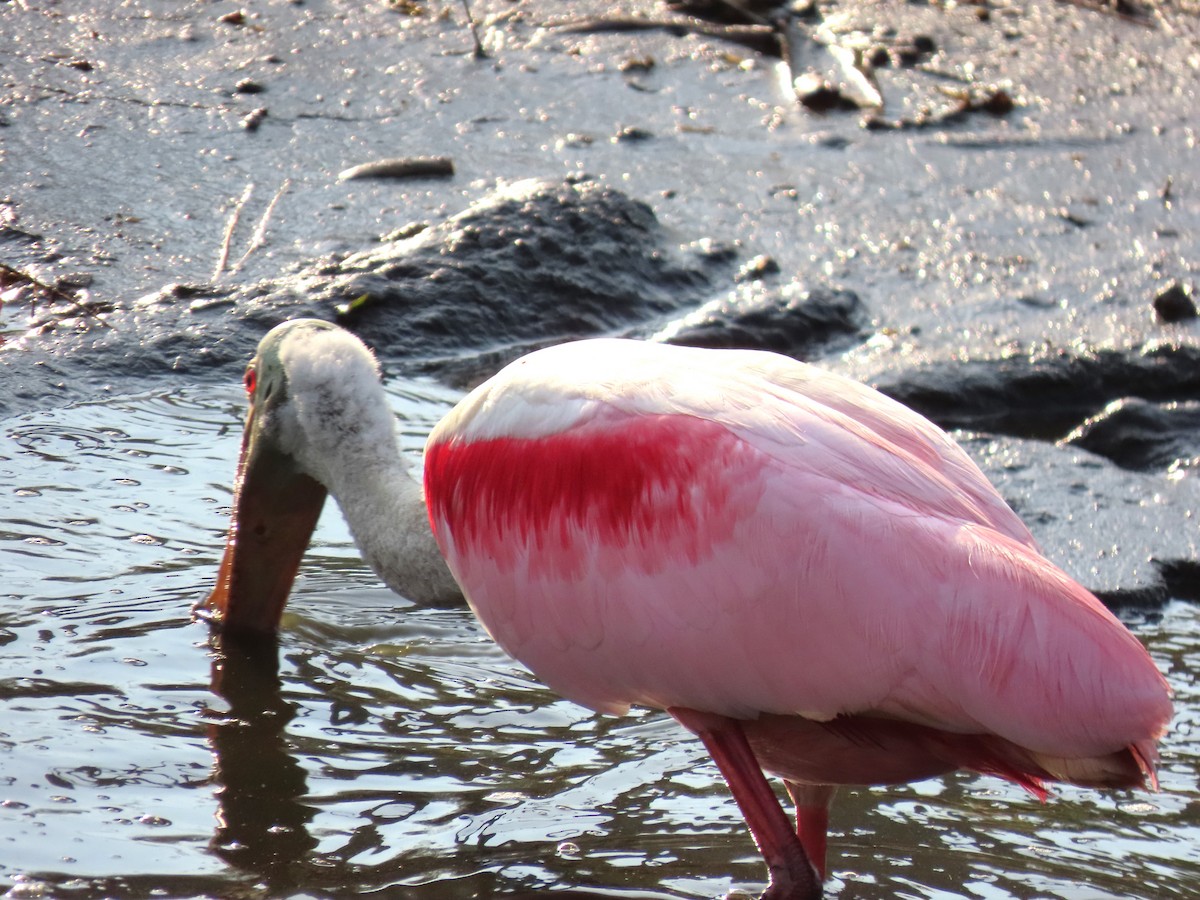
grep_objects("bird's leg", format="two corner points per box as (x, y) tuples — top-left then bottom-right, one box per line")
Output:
(783, 781), (836, 881)
(670, 707), (822, 900)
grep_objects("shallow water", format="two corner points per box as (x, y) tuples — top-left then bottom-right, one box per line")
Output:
(0, 384), (1196, 899)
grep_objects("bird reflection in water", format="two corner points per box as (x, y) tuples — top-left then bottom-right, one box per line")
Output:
(204, 636), (660, 899)
(205, 637), (318, 891)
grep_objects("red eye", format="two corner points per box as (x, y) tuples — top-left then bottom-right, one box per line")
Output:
(244, 366), (257, 396)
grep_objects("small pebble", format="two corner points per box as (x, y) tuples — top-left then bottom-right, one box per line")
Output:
(613, 126), (653, 143)
(557, 133), (594, 150)
(791, 0), (819, 19)
(868, 45), (891, 68)
(736, 255), (781, 282)
(1152, 281), (1197, 322)
(619, 57), (655, 74)
(242, 108), (268, 131)
(977, 88), (1014, 116)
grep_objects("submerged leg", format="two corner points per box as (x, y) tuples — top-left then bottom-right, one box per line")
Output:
(783, 782), (836, 881)
(670, 707), (822, 900)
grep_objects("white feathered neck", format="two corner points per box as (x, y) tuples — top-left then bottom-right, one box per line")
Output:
(273, 323), (459, 604)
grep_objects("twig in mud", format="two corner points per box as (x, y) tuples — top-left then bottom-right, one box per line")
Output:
(215, 183), (254, 280)
(1054, 0), (1155, 27)
(232, 179), (291, 274)
(863, 85), (1015, 131)
(0, 262), (111, 329)
(0, 262), (74, 306)
(666, 0), (774, 28)
(460, 0), (487, 58)
(337, 156), (455, 181)
(552, 17), (782, 56)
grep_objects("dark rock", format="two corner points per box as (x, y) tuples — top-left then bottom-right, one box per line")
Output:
(56, 272), (94, 289)
(1156, 558), (1200, 604)
(895, 45), (924, 67)
(652, 281), (866, 358)
(1061, 397), (1200, 471)
(874, 342), (1200, 438)
(666, 0), (790, 25)
(1152, 280), (1197, 323)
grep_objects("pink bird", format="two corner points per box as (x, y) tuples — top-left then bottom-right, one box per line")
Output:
(207, 322), (1172, 899)
(423, 337), (1173, 899)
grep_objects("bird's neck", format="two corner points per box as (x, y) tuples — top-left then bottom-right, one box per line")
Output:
(314, 428), (459, 605)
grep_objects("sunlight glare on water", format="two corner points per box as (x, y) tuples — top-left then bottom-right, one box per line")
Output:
(0, 382), (1195, 897)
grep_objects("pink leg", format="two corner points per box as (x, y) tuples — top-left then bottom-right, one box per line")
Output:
(783, 782), (836, 881)
(671, 707), (822, 900)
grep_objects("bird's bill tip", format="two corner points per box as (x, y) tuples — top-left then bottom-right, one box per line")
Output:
(202, 533), (290, 639)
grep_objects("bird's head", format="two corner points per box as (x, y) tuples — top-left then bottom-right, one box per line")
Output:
(203, 319), (347, 639)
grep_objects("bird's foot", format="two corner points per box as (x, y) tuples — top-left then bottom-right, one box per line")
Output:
(763, 868), (820, 900)
(759, 842), (822, 900)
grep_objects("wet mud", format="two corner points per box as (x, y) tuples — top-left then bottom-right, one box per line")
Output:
(0, 177), (737, 411)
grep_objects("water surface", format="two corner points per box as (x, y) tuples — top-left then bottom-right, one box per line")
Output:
(0, 384), (1195, 898)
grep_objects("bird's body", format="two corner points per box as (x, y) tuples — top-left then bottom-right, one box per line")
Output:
(210, 322), (1171, 900)
(425, 339), (1165, 763)
(424, 338), (1171, 897)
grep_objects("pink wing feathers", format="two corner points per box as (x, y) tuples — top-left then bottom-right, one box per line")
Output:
(425, 339), (1171, 766)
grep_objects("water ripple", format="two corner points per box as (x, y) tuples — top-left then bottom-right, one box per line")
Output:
(0, 383), (1195, 898)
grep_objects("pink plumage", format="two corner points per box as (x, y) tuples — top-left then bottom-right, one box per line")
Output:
(424, 338), (1172, 899)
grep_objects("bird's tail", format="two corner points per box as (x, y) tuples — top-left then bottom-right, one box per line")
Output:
(1015, 743), (1156, 794)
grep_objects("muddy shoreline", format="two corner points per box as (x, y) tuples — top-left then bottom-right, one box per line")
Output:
(2, 0), (1198, 604)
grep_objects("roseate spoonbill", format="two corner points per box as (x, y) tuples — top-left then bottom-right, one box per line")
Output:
(423, 338), (1172, 899)
(206, 320), (1172, 899)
